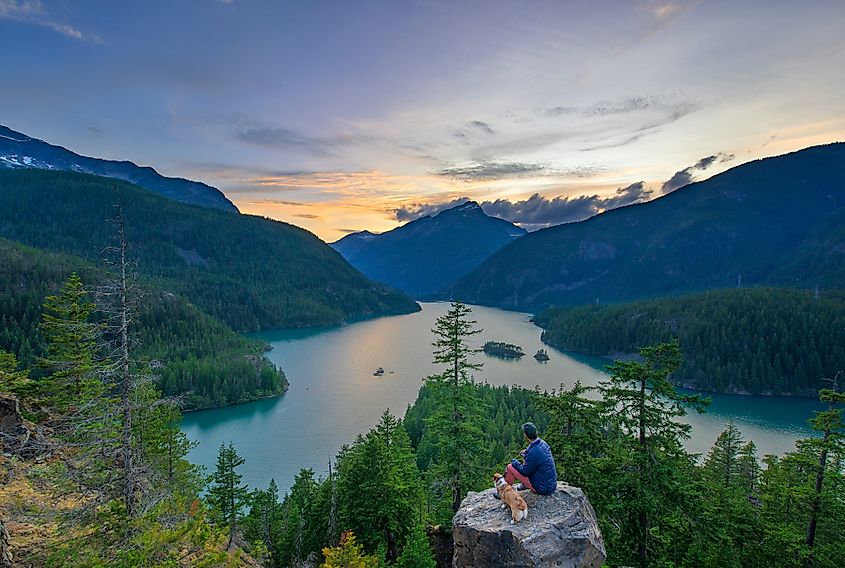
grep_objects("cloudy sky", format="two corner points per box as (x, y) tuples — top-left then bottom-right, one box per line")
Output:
(2, 0), (844, 241)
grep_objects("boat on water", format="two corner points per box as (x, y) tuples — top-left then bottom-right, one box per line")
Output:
(373, 367), (385, 376)
(534, 349), (550, 362)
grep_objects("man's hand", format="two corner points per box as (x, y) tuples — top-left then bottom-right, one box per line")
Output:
(519, 449), (527, 457)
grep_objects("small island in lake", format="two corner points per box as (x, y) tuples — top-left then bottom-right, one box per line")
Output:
(483, 341), (525, 359)
(534, 349), (550, 362)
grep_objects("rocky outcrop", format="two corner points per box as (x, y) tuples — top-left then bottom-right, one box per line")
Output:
(452, 482), (605, 568)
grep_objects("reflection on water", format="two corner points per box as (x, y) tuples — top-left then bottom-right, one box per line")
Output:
(182, 302), (822, 491)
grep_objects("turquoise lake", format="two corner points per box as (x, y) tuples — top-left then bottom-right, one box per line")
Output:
(181, 302), (823, 492)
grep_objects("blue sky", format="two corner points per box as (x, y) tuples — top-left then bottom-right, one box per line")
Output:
(2, 0), (844, 240)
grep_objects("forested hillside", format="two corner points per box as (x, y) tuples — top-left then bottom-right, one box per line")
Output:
(0, 238), (285, 409)
(446, 143), (845, 309)
(0, 170), (419, 331)
(535, 287), (845, 396)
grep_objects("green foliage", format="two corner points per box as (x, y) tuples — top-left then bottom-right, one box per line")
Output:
(335, 411), (424, 562)
(38, 272), (100, 410)
(0, 238), (286, 409)
(422, 302), (488, 520)
(0, 349), (30, 396)
(394, 524), (436, 568)
(0, 169), (418, 332)
(537, 287), (845, 396)
(45, 498), (229, 568)
(405, 382), (550, 473)
(533, 381), (602, 489)
(208, 442), (249, 543)
(593, 341), (709, 567)
(448, 143), (845, 308)
(320, 531), (379, 568)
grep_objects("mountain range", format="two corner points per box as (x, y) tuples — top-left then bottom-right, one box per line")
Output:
(444, 143), (845, 309)
(331, 201), (526, 297)
(0, 169), (418, 332)
(0, 124), (237, 212)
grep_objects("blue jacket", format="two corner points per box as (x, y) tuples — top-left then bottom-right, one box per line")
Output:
(511, 438), (557, 495)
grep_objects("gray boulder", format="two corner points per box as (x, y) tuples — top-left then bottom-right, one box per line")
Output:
(452, 482), (606, 568)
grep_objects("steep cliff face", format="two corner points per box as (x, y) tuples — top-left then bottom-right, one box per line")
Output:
(452, 482), (606, 568)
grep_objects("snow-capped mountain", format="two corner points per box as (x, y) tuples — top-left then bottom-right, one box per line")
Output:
(0, 125), (237, 212)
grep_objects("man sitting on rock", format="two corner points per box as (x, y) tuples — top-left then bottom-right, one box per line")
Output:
(501, 422), (558, 496)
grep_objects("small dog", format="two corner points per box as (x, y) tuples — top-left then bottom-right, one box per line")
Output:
(493, 473), (528, 524)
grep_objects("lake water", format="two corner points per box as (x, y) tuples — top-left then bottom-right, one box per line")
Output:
(181, 302), (823, 492)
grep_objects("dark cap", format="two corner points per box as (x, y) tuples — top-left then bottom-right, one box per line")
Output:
(522, 422), (538, 439)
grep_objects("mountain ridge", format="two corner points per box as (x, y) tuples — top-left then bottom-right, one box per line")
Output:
(443, 142), (845, 309)
(331, 200), (526, 297)
(0, 169), (419, 332)
(0, 124), (238, 212)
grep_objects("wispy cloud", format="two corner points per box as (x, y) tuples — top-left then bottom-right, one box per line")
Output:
(661, 152), (734, 194)
(0, 0), (101, 42)
(233, 126), (362, 157)
(435, 161), (549, 181)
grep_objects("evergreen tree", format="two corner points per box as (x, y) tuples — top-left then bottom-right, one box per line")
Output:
(320, 531), (379, 568)
(208, 441), (249, 548)
(737, 440), (761, 494)
(335, 410), (423, 562)
(802, 379), (845, 564)
(39, 272), (99, 407)
(422, 301), (487, 520)
(704, 421), (745, 489)
(395, 524), (436, 568)
(534, 381), (603, 488)
(598, 340), (709, 567)
(0, 349), (30, 396)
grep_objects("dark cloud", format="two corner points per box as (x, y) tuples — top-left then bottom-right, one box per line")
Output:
(602, 181), (653, 210)
(394, 197), (471, 221)
(436, 161), (548, 181)
(482, 193), (600, 228)
(393, 182), (652, 228)
(661, 152), (734, 194)
(452, 120), (496, 141)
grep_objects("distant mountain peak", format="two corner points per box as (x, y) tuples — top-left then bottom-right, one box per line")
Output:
(0, 124), (238, 212)
(331, 198), (526, 297)
(448, 200), (481, 212)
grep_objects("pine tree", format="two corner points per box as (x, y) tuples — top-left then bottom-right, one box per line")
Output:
(208, 441), (249, 549)
(423, 302), (487, 519)
(599, 340), (709, 567)
(335, 410), (423, 561)
(395, 524), (436, 568)
(320, 531), (379, 568)
(802, 378), (845, 561)
(39, 272), (99, 408)
(737, 440), (761, 495)
(704, 421), (745, 489)
(0, 350), (30, 396)
(535, 381), (602, 487)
